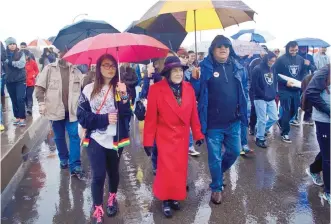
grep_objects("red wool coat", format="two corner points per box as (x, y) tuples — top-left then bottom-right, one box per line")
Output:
(144, 79), (204, 201)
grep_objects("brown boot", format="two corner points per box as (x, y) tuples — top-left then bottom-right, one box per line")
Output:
(211, 191), (223, 204)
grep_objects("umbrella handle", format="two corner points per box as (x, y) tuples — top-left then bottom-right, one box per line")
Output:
(116, 47), (121, 82)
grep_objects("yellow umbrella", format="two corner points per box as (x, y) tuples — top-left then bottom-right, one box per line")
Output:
(136, 0), (256, 54)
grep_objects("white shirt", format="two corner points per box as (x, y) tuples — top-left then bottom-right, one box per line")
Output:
(83, 83), (117, 149)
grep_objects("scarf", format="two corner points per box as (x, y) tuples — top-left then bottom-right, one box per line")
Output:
(168, 79), (182, 106)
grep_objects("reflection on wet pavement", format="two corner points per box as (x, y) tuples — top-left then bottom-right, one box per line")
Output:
(1, 119), (330, 224)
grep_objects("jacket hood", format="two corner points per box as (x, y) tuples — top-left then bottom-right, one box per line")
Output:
(262, 51), (276, 67)
(208, 35), (237, 61)
(285, 41), (299, 56)
(298, 46), (308, 57)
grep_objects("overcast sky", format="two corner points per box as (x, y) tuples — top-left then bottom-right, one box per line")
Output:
(0, 0), (330, 50)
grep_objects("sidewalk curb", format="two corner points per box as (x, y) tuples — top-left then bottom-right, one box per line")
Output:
(1, 115), (49, 212)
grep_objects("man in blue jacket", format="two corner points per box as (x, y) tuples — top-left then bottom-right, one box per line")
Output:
(191, 35), (247, 204)
(273, 41), (308, 143)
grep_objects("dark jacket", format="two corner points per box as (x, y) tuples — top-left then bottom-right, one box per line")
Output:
(4, 49), (26, 83)
(299, 48), (316, 74)
(140, 73), (162, 99)
(305, 65), (330, 117)
(300, 74), (314, 112)
(77, 89), (132, 149)
(120, 66), (138, 98)
(248, 57), (262, 95)
(251, 55), (278, 101)
(274, 46), (307, 92)
(191, 35), (248, 133)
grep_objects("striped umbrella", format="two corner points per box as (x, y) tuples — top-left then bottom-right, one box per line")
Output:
(28, 38), (52, 47)
(231, 29), (275, 43)
(136, 0), (255, 55)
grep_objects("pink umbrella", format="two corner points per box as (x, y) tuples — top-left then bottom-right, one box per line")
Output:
(63, 33), (169, 65)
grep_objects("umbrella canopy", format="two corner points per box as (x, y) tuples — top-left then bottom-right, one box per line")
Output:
(53, 19), (120, 52)
(136, 0), (255, 32)
(28, 39), (52, 47)
(48, 36), (56, 43)
(294, 38), (330, 48)
(231, 29), (275, 43)
(125, 19), (187, 51)
(63, 33), (169, 65)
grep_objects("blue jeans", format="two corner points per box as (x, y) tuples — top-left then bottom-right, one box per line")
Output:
(206, 121), (241, 192)
(51, 113), (81, 172)
(189, 130), (194, 147)
(240, 122), (248, 146)
(254, 100), (278, 140)
(6, 81), (26, 119)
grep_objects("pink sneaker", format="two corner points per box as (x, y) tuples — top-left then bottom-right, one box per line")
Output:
(106, 193), (118, 217)
(92, 205), (104, 224)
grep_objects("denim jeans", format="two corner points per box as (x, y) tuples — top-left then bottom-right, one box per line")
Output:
(240, 122), (248, 146)
(278, 91), (300, 135)
(206, 121), (241, 192)
(315, 121), (330, 194)
(25, 86), (34, 110)
(254, 100), (278, 140)
(6, 81), (26, 119)
(51, 113), (81, 172)
(189, 130), (194, 147)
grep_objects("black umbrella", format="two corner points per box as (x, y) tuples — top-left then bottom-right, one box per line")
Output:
(125, 16), (187, 52)
(53, 19), (120, 51)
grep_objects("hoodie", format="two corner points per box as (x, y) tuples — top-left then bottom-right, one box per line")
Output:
(251, 52), (277, 101)
(273, 41), (307, 92)
(191, 35), (248, 132)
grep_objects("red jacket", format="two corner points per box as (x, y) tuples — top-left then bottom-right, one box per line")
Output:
(25, 59), (39, 86)
(144, 79), (204, 200)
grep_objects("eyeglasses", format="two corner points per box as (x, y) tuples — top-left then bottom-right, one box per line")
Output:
(101, 63), (116, 70)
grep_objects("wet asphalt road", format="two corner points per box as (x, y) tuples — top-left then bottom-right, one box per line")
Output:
(1, 117), (330, 224)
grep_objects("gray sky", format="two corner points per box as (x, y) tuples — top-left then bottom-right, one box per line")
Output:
(0, 0), (330, 50)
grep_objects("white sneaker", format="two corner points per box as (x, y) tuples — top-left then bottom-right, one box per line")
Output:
(188, 146), (200, 156)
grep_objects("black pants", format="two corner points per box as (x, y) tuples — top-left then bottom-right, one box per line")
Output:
(278, 91), (300, 135)
(25, 86), (34, 111)
(6, 81), (26, 119)
(303, 111), (312, 122)
(87, 138), (120, 206)
(310, 122), (330, 193)
(249, 91), (257, 131)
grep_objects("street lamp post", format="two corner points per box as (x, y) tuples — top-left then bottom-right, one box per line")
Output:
(72, 13), (88, 23)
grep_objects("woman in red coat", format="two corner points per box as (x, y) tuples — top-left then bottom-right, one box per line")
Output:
(143, 56), (204, 218)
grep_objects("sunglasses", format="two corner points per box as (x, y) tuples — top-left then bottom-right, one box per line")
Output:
(217, 44), (230, 49)
(179, 55), (189, 59)
(101, 63), (116, 70)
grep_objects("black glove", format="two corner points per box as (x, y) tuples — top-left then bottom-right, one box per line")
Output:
(195, 139), (204, 147)
(144, 146), (153, 157)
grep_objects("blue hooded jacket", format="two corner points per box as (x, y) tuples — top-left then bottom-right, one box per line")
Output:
(190, 35), (248, 134)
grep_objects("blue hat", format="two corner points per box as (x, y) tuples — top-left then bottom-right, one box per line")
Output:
(160, 56), (188, 76)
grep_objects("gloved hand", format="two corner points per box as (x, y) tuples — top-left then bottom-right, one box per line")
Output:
(144, 146), (153, 157)
(195, 139), (204, 147)
(39, 102), (46, 116)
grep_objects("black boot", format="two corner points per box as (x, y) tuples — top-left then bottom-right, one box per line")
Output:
(255, 138), (268, 148)
(162, 200), (172, 218)
(106, 193), (118, 217)
(170, 200), (180, 210)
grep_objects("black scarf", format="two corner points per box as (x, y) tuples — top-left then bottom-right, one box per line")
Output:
(168, 79), (182, 105)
